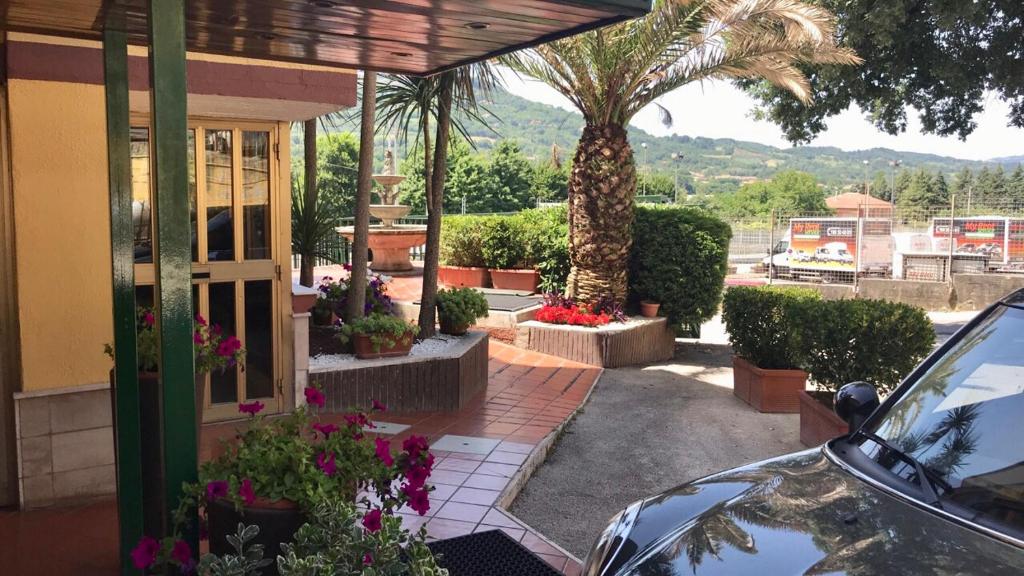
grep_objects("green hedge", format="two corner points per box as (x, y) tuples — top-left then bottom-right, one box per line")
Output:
(801, 298), (934, 394)
(722, 286), (821, 370)
(628, 206), (732, 333)
(439, 215), (490, 268)
(518, 207), (570, 293)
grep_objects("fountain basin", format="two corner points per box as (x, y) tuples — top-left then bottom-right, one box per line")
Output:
(337, 224), (427, 273)
(369, 204), (412, 227)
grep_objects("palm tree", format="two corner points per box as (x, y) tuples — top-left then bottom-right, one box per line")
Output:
(345, 71), (377, 321)
(376, 64), (499, 337)
(503, 0), (859, 302)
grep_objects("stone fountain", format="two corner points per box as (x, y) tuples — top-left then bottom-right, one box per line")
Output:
(337, 141), (427, 273)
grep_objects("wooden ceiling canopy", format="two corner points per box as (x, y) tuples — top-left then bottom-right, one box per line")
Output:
(0, 0), (649, 76)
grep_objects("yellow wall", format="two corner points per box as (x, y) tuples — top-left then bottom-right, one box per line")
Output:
(8, 79), (114, 391)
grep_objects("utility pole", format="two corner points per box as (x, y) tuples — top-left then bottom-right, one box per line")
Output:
(889, 159), (901, 204)
(671, 152), (684, 203)
(640, 142), (648, 195)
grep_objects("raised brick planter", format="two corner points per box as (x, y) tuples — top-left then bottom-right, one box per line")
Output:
(514, 317), (674, 368)
(309, 332), (489, 412)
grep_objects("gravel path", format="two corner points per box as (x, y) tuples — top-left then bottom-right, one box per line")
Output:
(508, 343), (804, 557)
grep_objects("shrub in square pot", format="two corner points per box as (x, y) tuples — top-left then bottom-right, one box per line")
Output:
(440, 215), (491, 288)
(480, 216), (540, 292)
(722, 286), (819, 413)
(339, 313), (418, 359)
(798, 298), (934, 447)
(436, 287), (489, 335)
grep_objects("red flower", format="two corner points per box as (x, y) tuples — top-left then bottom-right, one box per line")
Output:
(304, 386), (326, 408)
(402, 484), (431, 515)
(130, 536), (160, 569)
(206, 480), (229, 502)
(144, 311), (155, 327)
(316, 451), (337, 476)
(371, 399), (387, 412)
(238, 401), (264, 416)
(311, 422), (338, 437)
(402, 435), (429, 459)
(405, 464), (429, 489)
(171, 539), (192, 565)
(239, 478), (256, 506)
(216, 336), (242, 358)
(195, 314), (207, 326)
(193, 331), (204, 344)
(375, 437), (394, 466)
(362, 508), (383, 532)
(363, 553), (374, 566)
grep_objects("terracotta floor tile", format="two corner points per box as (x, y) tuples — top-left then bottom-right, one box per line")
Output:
(433, 501), (490, 524)
(462, 474), (510, 491)
(563, 560), (584, 576)
(424, 517), (477, 540)
(481, 422), (523, 436)
(522, 531), (567, 557)
(474, 523), (526, 542)
(449, 487), (500, 506)
(537, 553), (570, 572)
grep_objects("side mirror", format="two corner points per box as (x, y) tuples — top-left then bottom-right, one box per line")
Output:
(834, 382), (880, 430)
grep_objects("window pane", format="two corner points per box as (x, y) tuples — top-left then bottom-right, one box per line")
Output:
(205, 130), (234, 261)
(189, 130), (197, 262)
(242, 132), (271, 260)
(130, 127), (152, 263)
(244, 280), (274, 399)
(208, 282), (237, 404)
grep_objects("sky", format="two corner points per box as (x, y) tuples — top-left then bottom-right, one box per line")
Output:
(499, 70), (1024, 162)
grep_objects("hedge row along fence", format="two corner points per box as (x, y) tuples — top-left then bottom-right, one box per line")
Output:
(723, 286), (935, 395)
(441, 206), (732, 334)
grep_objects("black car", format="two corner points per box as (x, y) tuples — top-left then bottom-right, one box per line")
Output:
(583, 290), (1024, 575)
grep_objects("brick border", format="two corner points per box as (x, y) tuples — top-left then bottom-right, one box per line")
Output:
(515, 318), (674, 368)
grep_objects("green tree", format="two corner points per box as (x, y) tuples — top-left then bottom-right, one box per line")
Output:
(1010, 165), (1024, 207)
(316, 132), (360, 221)
(503, 0), (857, 302)
(974, 166), (1008, 209)
(531, 161), (569, 203)
(898, 169), (946, 219)
(446, 142), (499, 213)
(870, 171), (891, 201)
(637, 172), (676, 200)
(714, 171), (828, 217)
(487, 140), (535, 212)
(892, 169), (913, 205)
(952, 167), (974, 199)
(744, 1), (1024, 143)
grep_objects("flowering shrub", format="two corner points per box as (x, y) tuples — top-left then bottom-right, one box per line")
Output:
(105, 307), (244, 374)
(535, 293), (624, 327)
(314, 266), (394, 320)
(131, 388), (436, 574)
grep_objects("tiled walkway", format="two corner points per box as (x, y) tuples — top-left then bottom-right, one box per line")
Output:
(0, 341), (601, 575)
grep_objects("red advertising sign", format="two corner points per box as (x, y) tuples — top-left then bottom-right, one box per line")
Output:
(932, 218), (1008, 263)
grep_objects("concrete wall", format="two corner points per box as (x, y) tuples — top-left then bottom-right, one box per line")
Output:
(775, 274), (1024, 311)
(952, 274), (1024, 310)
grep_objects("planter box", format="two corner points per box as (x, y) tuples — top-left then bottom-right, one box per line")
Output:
(515, 317), (674, 368)
(732, 356), (807, 413)
(439, 265), (490, 288)
(353, 332), (414, 359)
(489, 268), (540, 292)
(799, 389), (849, 447)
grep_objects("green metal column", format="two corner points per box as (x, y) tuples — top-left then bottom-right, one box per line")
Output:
(149, 0), (198, 551)
(104, 24), (144, 576)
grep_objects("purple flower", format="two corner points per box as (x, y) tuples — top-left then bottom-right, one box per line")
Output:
(304, 387), (326, 408)
(239, 478), (256, 506)
(171, 539), (192, 566)
(363, 553), (374, 566)
(130, 536), (160, 569)
(238, 401), (264, 416)
(362, 508), (383, 532)
(206, 480), (229, 502)
(316, 451), (337, 476)
(143, 311), (155, 327)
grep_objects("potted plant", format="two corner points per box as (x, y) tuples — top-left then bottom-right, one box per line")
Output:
(311, 276), (344, 326)
(798, 298), (934, 447)
(639, 300), (660, 318)
(721, 286), (819, 413)
(439, 215), (491, 288)
(481, 216), (540, 292)
(129, 392), (437, 575)
(339, 313), (418, 359)
(436, 287), (489, 335)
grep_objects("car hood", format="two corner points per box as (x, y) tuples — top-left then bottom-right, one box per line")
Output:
(609, 449), (1023, 576)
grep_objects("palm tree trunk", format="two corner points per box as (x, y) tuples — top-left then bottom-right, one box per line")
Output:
(346, 71), (377, 321)
(566, 123), (636, 303)
(299, 118), (319, 287)
(418, 75), (454, 338)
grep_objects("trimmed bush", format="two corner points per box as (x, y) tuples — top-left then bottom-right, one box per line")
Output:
(480, 216), (528, 269)
(519, 206), (570, 293)
(439, 215), (489, 268)
(722, 286), (821, 370)
(436, 287), (489, 334)
(802, 299), (934, 395)
(628, 206), (732, 333)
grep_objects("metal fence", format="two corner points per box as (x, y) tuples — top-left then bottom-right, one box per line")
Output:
(728, 198), (1024, 287)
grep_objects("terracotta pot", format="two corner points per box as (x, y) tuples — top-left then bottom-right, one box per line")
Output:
(208, 497), (305, 576)
(439, 265), (491, 288)
(640, 300), (660, 318)
(731, 356), (807, 413)
(353, 332), (415, 359)
(488, 268), (540, 292)
(439, 316), (470, 336)
(799, 389), (849, 447)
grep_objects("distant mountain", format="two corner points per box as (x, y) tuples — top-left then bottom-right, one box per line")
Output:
(468, 89), (1019, 192)
(990, 155), (1024, 164)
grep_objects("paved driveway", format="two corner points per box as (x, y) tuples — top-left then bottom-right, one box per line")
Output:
(508, 343), (804, 557)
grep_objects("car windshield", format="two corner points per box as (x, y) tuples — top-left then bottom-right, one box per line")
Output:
(857, 303), (1024, 536)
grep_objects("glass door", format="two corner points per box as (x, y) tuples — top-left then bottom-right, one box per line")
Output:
(132, 121), (282, 421)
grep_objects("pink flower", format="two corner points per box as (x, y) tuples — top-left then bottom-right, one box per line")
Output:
(239, 478), (256, 506)
(405, 464), (429, 489)
(344, 412), (374, 429)
(130, 536), (160, 569)
(402, 484), (431, 516)
(195, 314), (207, 326)
(372, 399), (387, 412)
(238, 401), (264, 416)
(375, 437), (393, 466)
(304, 387), (326, 408)
(206, 480), (229, 502)
(402, 435), (429, 459)
(143, 311), (155, 327)
(171, 539), (192, 565)
(216, 336), (241, 358)
(363, 553), (374, 566)
(193, 331), (204, 344)
(316, 451), (337, 476)
(312, 422), (339, 437)
(362, 508), (383, 532)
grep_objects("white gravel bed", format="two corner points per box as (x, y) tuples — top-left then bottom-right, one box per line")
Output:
(309, 334), (465, 369)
